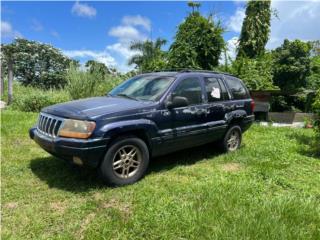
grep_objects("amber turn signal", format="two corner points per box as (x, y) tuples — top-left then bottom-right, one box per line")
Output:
(58, 119), (96, 139)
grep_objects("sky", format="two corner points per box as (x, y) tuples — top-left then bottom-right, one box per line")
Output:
(1, 0), (320, 72)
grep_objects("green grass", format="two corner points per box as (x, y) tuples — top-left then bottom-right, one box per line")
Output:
(1, 110), (320, 240)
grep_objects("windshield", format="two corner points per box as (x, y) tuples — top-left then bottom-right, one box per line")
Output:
(109, 75), (175, 101)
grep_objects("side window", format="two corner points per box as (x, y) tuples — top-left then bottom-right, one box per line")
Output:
(225, 77), (250, 100)
(172, 78), (202, 106)
(218, 79), (230, 100)
(204, 77), (222, 102)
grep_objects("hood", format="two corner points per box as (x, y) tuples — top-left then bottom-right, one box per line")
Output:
(42, 96), (157, 120)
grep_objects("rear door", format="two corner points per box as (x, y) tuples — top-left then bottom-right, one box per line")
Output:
(201, 75), (229, 140)
(223, 76), (252, 114)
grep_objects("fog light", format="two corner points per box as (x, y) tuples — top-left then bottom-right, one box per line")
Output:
(73, 156), (83, 166)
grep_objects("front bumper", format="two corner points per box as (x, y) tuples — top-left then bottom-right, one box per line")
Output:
(29, 127), (109, 168)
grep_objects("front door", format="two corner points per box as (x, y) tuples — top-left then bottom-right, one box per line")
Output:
(168, 77), (208, 150)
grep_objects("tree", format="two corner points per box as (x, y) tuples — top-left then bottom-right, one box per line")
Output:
(237, 0), (271, 59)
(272, 39), (312, 92)
(312, 89), (320, 142)
(231, 54), (277, 90)
(1, 38), (72, 89)
(128, 38), (167, 72)
(310, 40), (320, 56)
(85, 60), (110, 77)
(307, 41), (320, 90)
(187, 1), (201, 13)
(168, 3), (224, 69)
(307, 55), (320, 90)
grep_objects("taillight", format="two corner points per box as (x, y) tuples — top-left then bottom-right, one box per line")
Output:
(250, 100), (255, 112)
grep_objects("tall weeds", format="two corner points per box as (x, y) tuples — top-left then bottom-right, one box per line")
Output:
(65, 64), (124, 100)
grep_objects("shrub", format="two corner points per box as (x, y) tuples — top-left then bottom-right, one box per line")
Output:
(65, 64), (124, 100)
(65, 64), (103, 100)
(313, 89), (320, 136)
(8, 83), (69, 112)
(230, 54), (277, 90)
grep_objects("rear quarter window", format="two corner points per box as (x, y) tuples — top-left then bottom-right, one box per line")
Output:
(225, 77), (250, 100)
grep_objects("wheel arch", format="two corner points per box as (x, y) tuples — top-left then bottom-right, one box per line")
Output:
(99, 119), (158, 156)
(226, 110), (248, 130)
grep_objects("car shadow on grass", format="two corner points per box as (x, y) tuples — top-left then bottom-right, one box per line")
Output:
(30, 156), (106, 193)
(30, 142), (223, 192)
(149, 142), (222, 173)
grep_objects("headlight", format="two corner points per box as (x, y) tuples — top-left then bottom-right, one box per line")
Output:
(58, 119), (96, 139)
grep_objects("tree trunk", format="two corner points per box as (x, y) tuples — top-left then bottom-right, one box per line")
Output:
(0, 60), (4, 97)
(8, 58), (13, 105)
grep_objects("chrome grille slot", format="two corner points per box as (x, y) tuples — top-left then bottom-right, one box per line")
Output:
(37, 113), (64, 138)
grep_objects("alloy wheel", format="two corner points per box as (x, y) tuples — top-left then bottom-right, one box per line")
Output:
(227, 129), (240, 151)
(112, 145), (142, 179)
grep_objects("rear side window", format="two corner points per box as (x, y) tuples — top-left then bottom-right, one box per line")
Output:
(204, 77), (223, 102)
(225, 77), (250, 100)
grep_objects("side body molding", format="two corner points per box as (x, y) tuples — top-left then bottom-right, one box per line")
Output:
(100, 119), (159, 140)
(224, 109), (248, 124)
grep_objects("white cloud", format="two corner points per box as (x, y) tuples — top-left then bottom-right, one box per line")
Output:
(267, 0), (320, 49)
(1, 20), (21, 39)
(64, 15), (152, 73)
(108, 25), (146, 43)
(31, 19), (43, 32)
(122, 15), (151, 32)
(228, 7), (245, 33)
(63, 50), (116, 67)
(71, 1), (96, 18)
(50, 30), (60, 38)
(226, 37), (239, 60)
(107, 43), (138, 59)
(106, 15), (151, 72)
(220, 37), (239, 64)
(227, 1), (319, 51)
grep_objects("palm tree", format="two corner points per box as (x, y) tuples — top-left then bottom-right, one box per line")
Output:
(128, 38), (167, 72)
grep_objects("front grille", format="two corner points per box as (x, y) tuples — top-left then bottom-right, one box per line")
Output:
(37, 113), (64, 138)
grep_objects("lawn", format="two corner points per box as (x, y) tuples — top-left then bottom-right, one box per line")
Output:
(1, 110), (320, 240)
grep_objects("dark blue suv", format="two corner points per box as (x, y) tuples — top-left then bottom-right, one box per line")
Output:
(29, 70), (254, 186)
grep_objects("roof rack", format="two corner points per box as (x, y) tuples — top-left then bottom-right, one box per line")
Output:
(140, 69), (236, 77)
(178, 69), (235, 77)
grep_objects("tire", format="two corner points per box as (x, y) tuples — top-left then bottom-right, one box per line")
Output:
(220, 125), (242, 152)
(99, 136), (149, 186)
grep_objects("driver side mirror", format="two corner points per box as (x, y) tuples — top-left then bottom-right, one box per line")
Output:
(166, 96), (189, 109)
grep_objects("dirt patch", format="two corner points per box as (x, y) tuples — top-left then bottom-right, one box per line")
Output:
(101, 198), (132, 220)
(76, 212), (96, 240)
(220, 163), (243, 172)
(4, 202), (18, 209)
(50, 202), (67, 214)
(14, 139), (24, 146)
(93, 192), (104, 201)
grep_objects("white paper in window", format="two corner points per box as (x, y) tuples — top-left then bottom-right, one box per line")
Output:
(211, 87), (220, 99)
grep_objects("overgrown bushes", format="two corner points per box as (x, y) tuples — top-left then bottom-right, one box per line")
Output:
(65, 64), (103, 100)
(65, 64), (123, 100)
(312, 89), (320, 138)
(230, 54), (277, 90)
(8, 83), (70, 112)
(1, 64), (125, 112)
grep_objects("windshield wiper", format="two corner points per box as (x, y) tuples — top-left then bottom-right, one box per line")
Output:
(115, 93), (139, 101)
